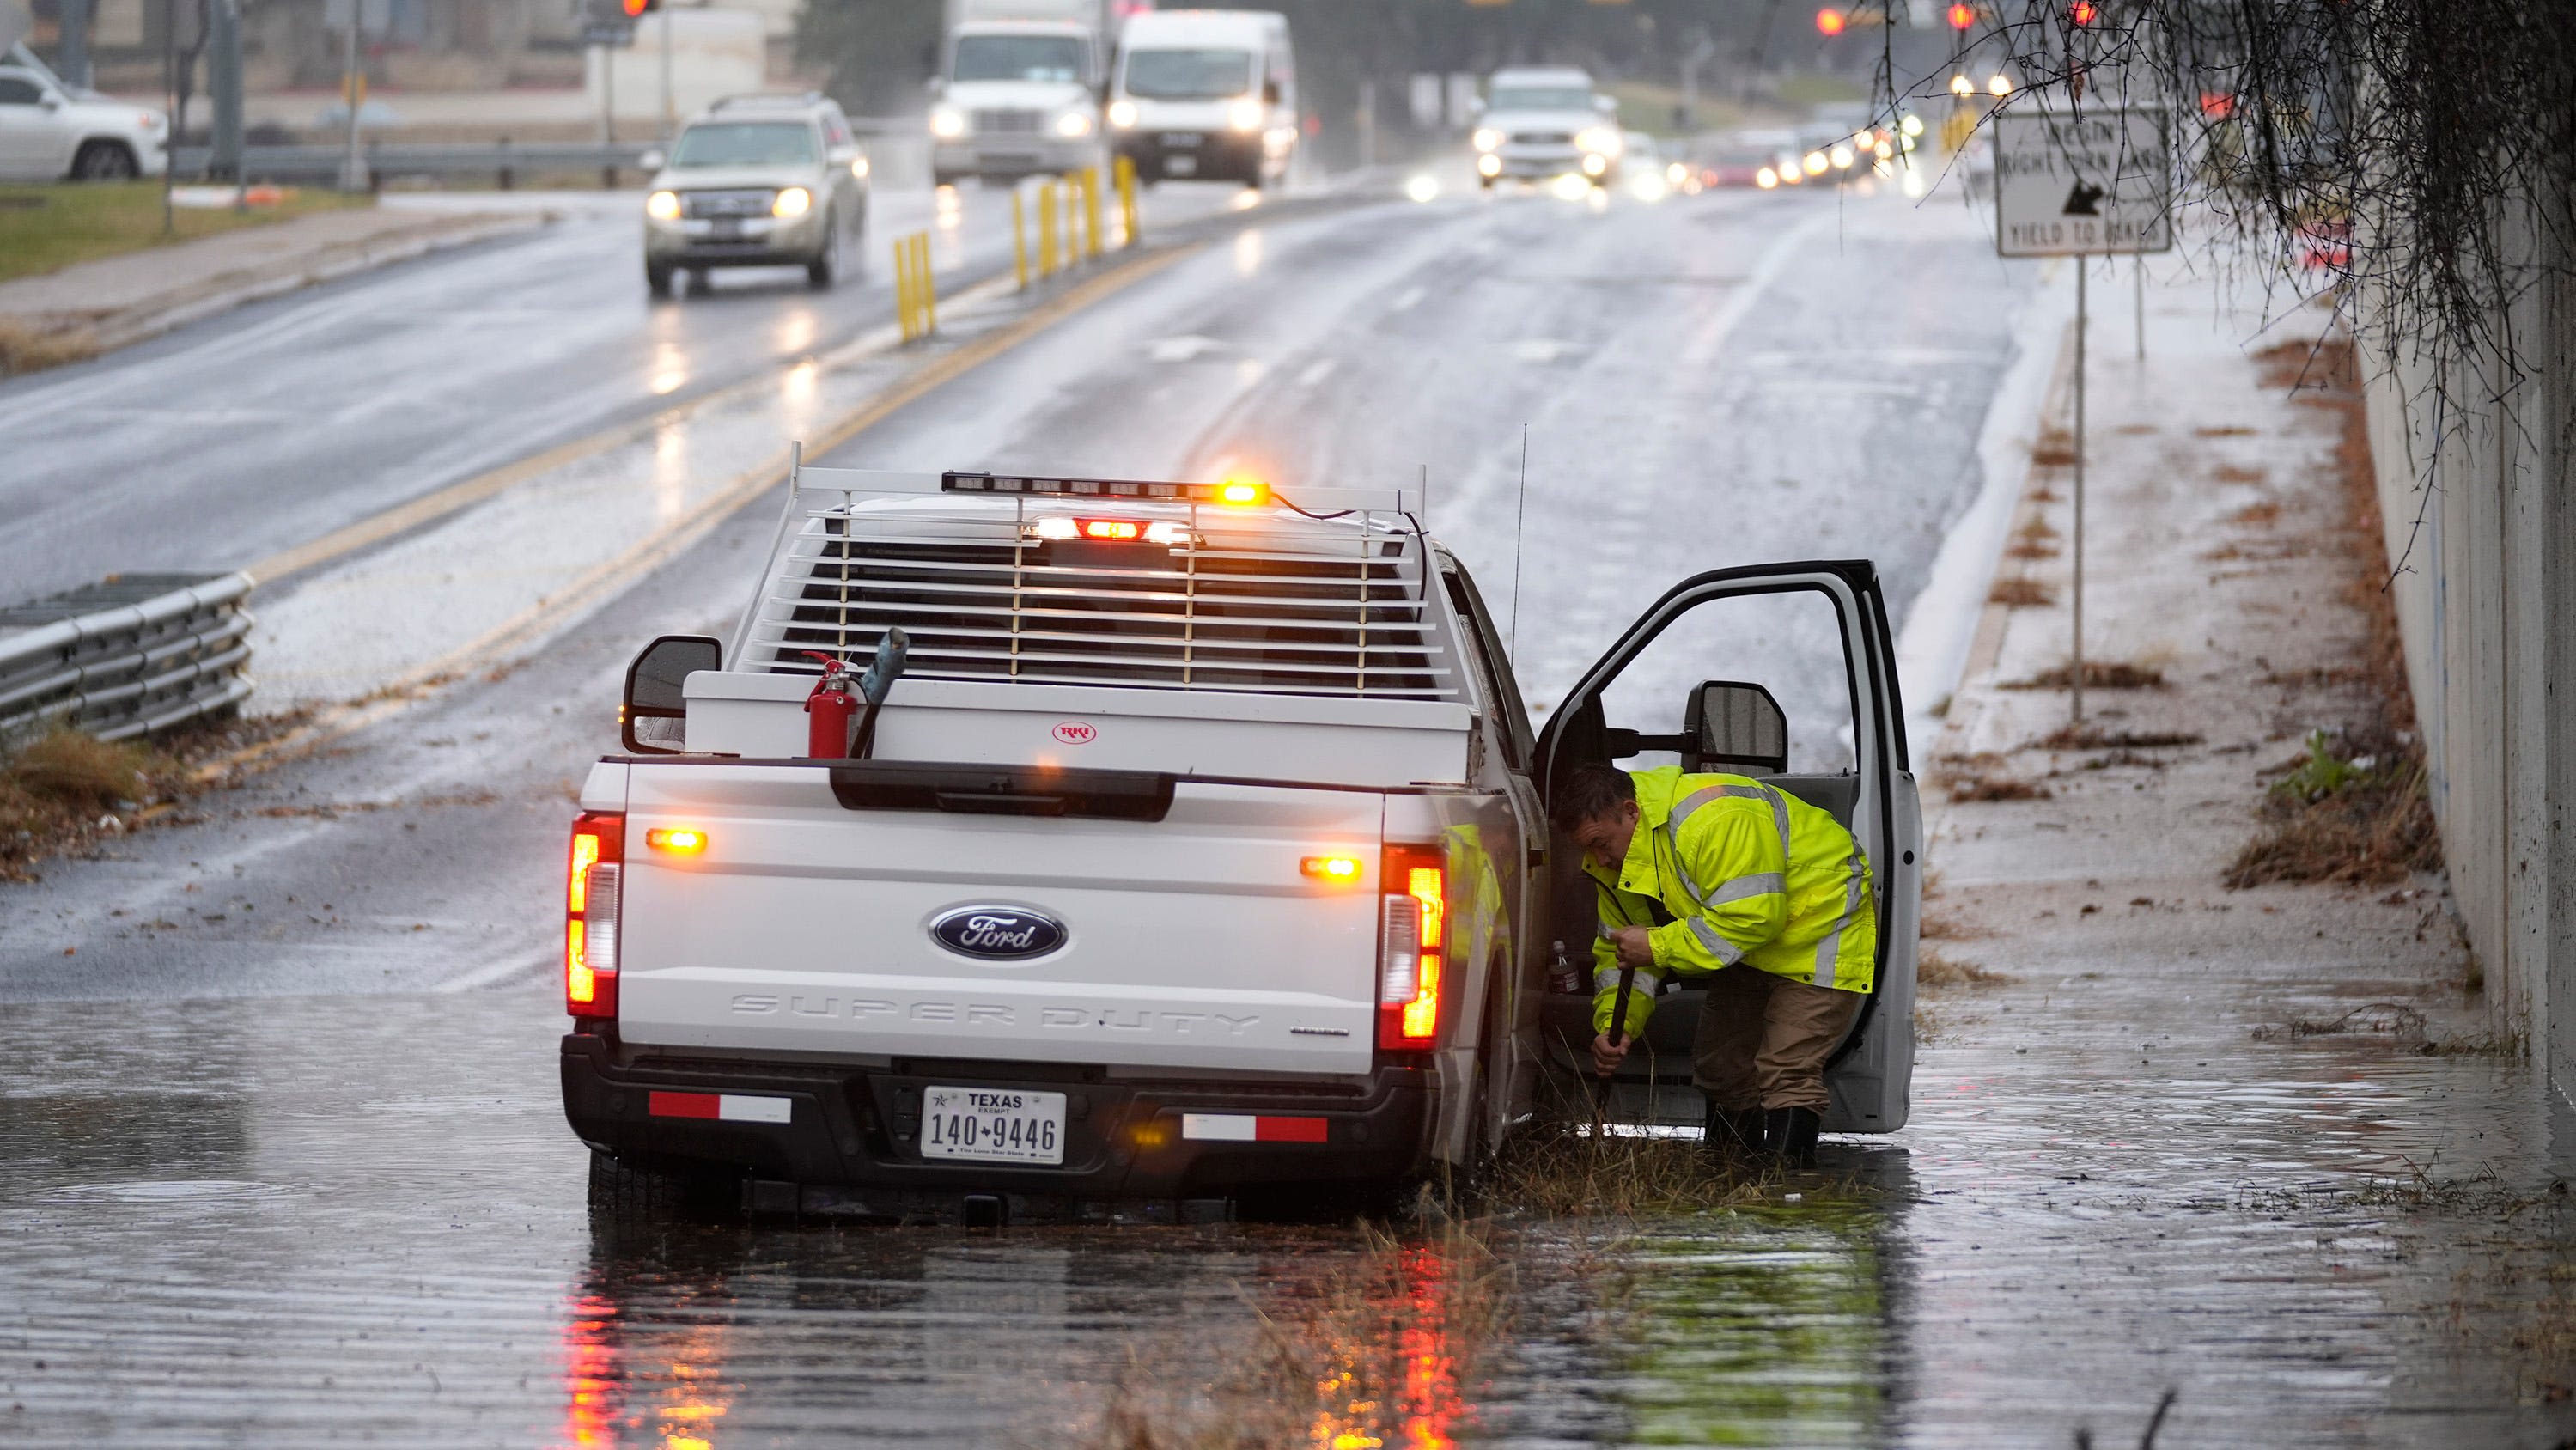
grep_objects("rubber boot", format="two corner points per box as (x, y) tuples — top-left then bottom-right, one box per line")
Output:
(1763, 1106), (1823, 1170)
(1701, 1099), (1765, 1165)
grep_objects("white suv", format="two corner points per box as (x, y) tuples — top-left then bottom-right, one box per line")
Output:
(1472, 65), (1622, 189)
(0, 51), (167, 181)
(641, 93), (871, 298)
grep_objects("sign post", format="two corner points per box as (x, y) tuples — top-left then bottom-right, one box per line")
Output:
(1994, 107), (2172, 723)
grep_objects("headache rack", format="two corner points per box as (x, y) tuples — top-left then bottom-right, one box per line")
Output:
(729, 466), (1459, 701)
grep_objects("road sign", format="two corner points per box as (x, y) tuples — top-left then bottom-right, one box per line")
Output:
(1993, 107), (2171, 257)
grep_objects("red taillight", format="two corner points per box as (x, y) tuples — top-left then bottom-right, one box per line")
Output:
(567, 811), (624, 1019)
(1378, 843), (1446, 1051)
(1079, 518), (1144, 540)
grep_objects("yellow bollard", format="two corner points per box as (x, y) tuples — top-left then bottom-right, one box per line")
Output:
(1082, 167), (1103, 259)
(1037, 181), (1058, 278)
(914, 233), (936, 334)
(892, 235), (912, 339)
(1114, 155), (1139, 247)
(1062, 179), (1079, 265)
(1012, 187), (1030, 290)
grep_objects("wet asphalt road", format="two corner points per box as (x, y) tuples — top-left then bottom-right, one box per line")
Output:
(10, 171), (2564, 1445)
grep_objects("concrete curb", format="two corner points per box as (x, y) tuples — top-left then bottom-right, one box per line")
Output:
(1894, 257), (2077, 761)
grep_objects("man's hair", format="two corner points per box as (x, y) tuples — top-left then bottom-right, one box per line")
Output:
(1551, 764), (1636, 832)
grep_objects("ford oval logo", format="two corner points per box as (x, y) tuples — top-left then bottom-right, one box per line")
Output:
(929, 905), (1067, 960)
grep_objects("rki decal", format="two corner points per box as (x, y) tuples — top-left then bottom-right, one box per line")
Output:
(1052, 722), (1097, 745)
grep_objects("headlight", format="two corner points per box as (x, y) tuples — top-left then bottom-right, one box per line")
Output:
(930, 106), (966, 138)
(1055, 110), (1093, 138)
(1227, 97), (1264, 133)
(1472, 126), (1503, 153)
(1830, 144), (1854, 169)
(646, 190), (681, 221)
(1802, 150), (1828, 175)
(851, 155), (870, 179)
(1575, 126), (1621, 156)
(771, 186), (812, 219)
(1756, 166), (1778, 188)
(1109, 99), (1137, 128)
(1477, 152), (1502, 177)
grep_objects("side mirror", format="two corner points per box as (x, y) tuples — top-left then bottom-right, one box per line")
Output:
(622, 634), (721, 754)
(826, 143), (856, 167)
(1595, 94), (1618, 114)
(40, 94), (62, 111)
(1684, 679), (1789, 776)
(1262, 79), (1281, 105)
(637, 148), (665, 172)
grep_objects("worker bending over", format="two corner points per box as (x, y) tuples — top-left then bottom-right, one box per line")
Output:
(1556, 762), (1877, 1168)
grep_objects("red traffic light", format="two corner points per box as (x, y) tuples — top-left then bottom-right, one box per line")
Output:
(2069, 0), (2098, 21)
(1814, 7), (1846, 35)
(621, 0), (651, 16)
(1946, 3), (1976, 27)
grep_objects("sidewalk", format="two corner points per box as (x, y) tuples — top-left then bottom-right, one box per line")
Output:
(1885, 251), (2573, 1441)
(0, 203), (545, 366)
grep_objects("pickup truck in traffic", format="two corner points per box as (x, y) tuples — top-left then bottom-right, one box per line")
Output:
(561, 464), (1920, 1222)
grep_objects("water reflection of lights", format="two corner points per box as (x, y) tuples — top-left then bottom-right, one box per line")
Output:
(1234, 228), (1263, 276)
(1404, 174), (1440, 204)
(649, 341), (687, 397)
(774, 311), (815, 355)
(653, 421), (690, 521)
(935, 186), (964, 231)
(1230, 188), (1263, 212)
(558, 1293), (621, 1447)
(1297, 1241), (1466, 1450)
(1549, 173), (1592, 201)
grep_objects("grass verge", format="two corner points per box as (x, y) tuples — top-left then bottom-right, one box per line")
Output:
(0, 712), (301, 880)
(2225, 725), (2439, 887)
(0, 181), (367, 285)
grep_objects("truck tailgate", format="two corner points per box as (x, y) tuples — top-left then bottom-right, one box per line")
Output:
(614, 762), (1385, 1075)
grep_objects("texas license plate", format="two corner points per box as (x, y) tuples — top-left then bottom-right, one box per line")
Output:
(707, 218), (742, 239)
(920, 1086), (1066, 1165)
(1160, 132), (1200, 148)
(1164, 155), (1197, 175)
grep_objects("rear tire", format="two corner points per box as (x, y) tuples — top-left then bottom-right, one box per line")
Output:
(70, 140), (138, 181)
(587, 1151), (734, 1226)
(807, 210), (838, 289)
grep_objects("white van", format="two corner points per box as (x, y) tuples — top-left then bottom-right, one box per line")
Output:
(1107, 9), (1296, 188)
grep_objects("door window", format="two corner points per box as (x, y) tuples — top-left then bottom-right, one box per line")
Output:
(1592, 586), (1860, 777)
(0, 75), (46, 106)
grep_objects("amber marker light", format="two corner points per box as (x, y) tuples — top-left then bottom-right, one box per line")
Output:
(645, 827), (708, 855)
(1215, 478), (1270, 506)
(1301, 855), (1364, 882)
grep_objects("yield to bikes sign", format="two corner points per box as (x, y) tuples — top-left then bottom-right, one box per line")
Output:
(1994, 108), (2172, 256)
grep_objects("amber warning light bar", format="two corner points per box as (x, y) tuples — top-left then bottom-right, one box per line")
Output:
(944, 472), (1270, 507)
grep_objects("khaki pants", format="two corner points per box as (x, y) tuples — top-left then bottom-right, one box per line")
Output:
(1690, 964), (1863, 1113)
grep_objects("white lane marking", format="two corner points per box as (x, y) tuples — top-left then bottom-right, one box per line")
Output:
(1389, 285), (1426, 313)
(1295, 358), (1337, 388)
(1513, 338), (1580, 363)
(1148, 334), (1223, 362)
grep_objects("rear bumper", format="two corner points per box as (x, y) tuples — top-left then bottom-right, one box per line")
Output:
(561, 1031), (1434, 1219)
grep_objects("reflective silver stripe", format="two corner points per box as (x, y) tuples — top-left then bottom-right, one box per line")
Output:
(1595, 966), (1660, 997)
(1664, 825), (1706, 905)
(1668, 781), (1792, 857)
(1686, 917), (1745, 965)
(1812, 844), (1867, 986)
(1706, 871), (1786, 906)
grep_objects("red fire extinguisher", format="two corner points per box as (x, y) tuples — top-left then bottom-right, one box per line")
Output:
(801, 651), (857, 759)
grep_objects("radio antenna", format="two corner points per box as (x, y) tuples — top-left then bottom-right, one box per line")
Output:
(1507, 423), (1529, 662)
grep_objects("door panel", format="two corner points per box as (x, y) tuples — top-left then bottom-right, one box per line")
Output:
(1533, 560), (1916, 1132)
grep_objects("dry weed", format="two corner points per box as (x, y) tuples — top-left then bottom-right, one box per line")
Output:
(1988, 577), (2056, 608)
(2035, 724), (2202, 751)
(0, 318), (100, 376)
(2211, 463), (2269, 484)
(2195, 425), (2257, 438)
(1918, 947), (2012, 990)
(1946, 772), (2052, 802)
(1482, 1125), (1775, 1220)
(2031, 430), (2079, 467)
(2226, 726), (2440, 887)
(2228, 499), (2284, 527)
(2003, 660), (2167, 691)
(0, 729), (185, 880)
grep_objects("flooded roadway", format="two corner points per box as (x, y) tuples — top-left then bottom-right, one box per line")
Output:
(4, 973), (2566, 1446)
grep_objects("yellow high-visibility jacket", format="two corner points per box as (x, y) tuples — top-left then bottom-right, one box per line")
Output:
(1587, 765), (1876, 1039)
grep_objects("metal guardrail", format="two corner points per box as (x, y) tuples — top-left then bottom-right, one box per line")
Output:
(0, 574), (256, 745)
(173, 141), (659, 186)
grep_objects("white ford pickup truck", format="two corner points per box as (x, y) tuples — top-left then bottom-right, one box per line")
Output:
(560, 463), (1921, 1222)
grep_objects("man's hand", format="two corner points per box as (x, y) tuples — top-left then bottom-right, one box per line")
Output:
(1590, 1031), (1631, 1077)
(1609, 925), (1656, 969)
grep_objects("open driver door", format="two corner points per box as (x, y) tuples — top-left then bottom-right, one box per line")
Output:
(1532, 559), (1921, 1134)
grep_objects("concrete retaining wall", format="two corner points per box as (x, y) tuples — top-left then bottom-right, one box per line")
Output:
(2360, 190), (2576, 1090)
